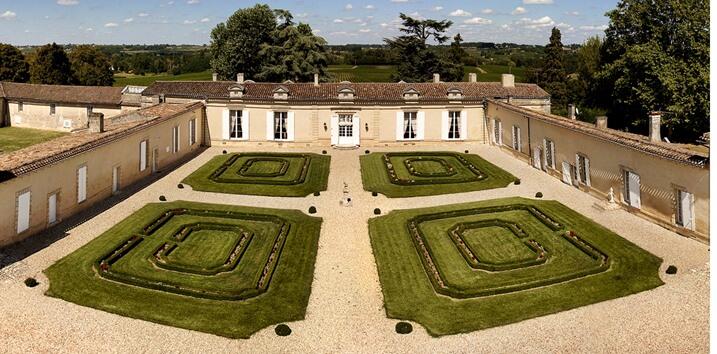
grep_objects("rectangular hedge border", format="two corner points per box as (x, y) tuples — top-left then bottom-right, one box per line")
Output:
(382, 152), (487, 186)
(237, 157), (290, 178)
(208, 153), (311, 186)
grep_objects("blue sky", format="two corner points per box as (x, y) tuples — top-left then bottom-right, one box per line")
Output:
(0, 0), (616, 45)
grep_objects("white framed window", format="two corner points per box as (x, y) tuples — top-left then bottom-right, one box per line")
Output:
(544, 139), (555, 169)
(18, 102), (23, 112)
(77, 165), (87, 204)
(575, 154), (591, 186)
(676, 189), (694, 230)
(172, 126), (180, 153)
(273, 111), (289, 140)
(50, 104), (56, 115)
(48, 191), (58, 225)
(188, 118), (197, 145)
(17, 190), (31, 234)
(139, 140), (148, 171)
(512, 125), (521, 151)
(338, 114), (354, 137)
(87, 106), (93, 117)
(623, 169), (641, 208)
(447, 111), (461, 139)
(230, 110), (243, 139)
(403, 111), (418, 139)
(493, 119), (503, 145)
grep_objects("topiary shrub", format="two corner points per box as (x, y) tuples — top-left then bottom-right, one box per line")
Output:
(514, 179), (521, 185)
(365, 150), (370, 154)
(24, 277), (38, 288)
(177, 184), (184, 189)
(308, 206), (317, 214)
(372, 191), (378, 197)
(275, 324), (292, 336)
(535, 192), (543, 198)
(313, 191), (320, 196)
(374, 208), (381, 215)
(395, 322), (413, 334)
(322, 150), (327, 155)
(666, 265), (678, 274)
(464, 150), (469, 154)
(222, 150), (227, 154)
(159, 195), (167, 201)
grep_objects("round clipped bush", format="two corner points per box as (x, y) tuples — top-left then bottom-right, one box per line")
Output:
(313, 191), (320, 196)
(395, 322), (413, 334)
(535, 192), (543, 198)
(666, 265), (678, 274)
(365, 150), (371, 154)
(275, 324), (292, 336)
(374, 208), (381, 215)
(222, 150), (227, 154)
(464, 150), (469, 154)
(372, 191), (378, 197)
(322, 150), (327, 155)
(177, 183), (184, 189)
(159, 195), (167, 201)
(514, 179), (521, 185)
(24, 277), (39, 288)
(308, 206), (317, 214)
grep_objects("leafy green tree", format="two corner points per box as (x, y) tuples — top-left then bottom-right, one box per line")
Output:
(597, 0), (708, 141)
(537, 28), (568, 111)
(69, 45), (114, 86)
(0, 43), (29, 82)
(442, 34), (466, 82)
(209, 4), (277, 80)
(384, 13), (454, 82)
(256, 22), (328, 82)
(29, 43), (73, 85)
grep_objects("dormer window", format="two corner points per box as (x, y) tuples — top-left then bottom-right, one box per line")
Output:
(403, 87), (420, 100)
(273, 86), (289, 100)
(338, 87), (355, 100)
(447, 87), (463, 100)
(229, 84), (245, 98)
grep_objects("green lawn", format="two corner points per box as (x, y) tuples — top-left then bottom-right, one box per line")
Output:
(113, 70), (213, 87)
(368, 197), (663, 336)
(45, 201), (322, 339)
(360, 151), (517, 197)
(183, 152), (331, 197)
(0, 127), (67, 153)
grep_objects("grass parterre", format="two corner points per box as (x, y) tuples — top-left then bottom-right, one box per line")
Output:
(368, 197), (663, 336)
(44, 201), (322, 339)
(183, 152), (331, 197)
(360, 151), (517, 197)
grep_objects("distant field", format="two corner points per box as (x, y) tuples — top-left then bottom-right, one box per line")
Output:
(113, 65), (527, 86)
(0, 127), (67, 153)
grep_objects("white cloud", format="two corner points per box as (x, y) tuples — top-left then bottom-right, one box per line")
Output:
(390, 0), (408, 2)
(333, 18), (344, 23)
(200, 17), (209, 22)
(523, 0), (553, 3)
(481, 9), (493, 14)
(568, 11), (579, 16)
(365, 5), (375, 9)
(579, 24), (608, 31)
(124, 18), (134, 23)
(500, 24), (511, 30)
(296, 13), (308, 18)
(167, 1), (174, 4)
(104, 22), (118, 27)
(312, 29), (321, 33)
(380, 23), (388, 27)
(0, 10), (16, 19)
(187, 0), (199, 4)
(511, 6), (526, 15)
(57, 0), (79, 5)
(432, 6), (443, 11)
(183, 19), (196, 24)
(345, 3), (353, 10)
(450, 9), (471, 17)
(359, 28), (371, 33)
(138, 12), (149, 17)
(517, 16), (555, 29)
(463, 17), (492, 25)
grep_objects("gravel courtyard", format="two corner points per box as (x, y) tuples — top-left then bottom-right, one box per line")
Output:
(0, 144), (708, 353)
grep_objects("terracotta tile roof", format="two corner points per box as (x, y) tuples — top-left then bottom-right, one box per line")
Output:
(0, 82), (124, 106)
(0, 102), (203, 181)
(488, 99), (709, 168)
(142, 81), (550, 103)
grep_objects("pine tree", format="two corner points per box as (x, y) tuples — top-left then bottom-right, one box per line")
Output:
(538, 28), (568, 111)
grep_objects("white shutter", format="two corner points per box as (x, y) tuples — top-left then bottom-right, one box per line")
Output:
(575, 154), (581, 183)
(395, 112), (403, 141)
(497, 121), (503, 145)
(177, 126), (180, 152)
(628, 172), (641, 208)
(266, 111), (274, 141)
(352, 114), (361, 146)
(17, 191), (30, 233)
(542, 139), (548, 170)
(330, 114), (339, 145)
(584, 157), (591, 186)
(550, 141), (556, 169)
(48, 193), (57, 224)
(416, 111), (425, 140)
(512, 126), (517, 149)
(222, 109), (230, 140)
(561, 161), (571, 184)
(241, 110), (250, 140)
(516, 127), (522, 151)
(684, 192), (694, 230)
(460, 110), (467, 140)
(77, 166), (87, 203)
(441, 111), (449, 140)
(139, 141), (147, 171)
(287, 111), (295, 141)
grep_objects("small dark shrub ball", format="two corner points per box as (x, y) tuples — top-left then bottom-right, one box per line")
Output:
(666, 265), (678, 274)
(24, 277), (39, 288)
(374, 208), (381, 215)
(365, 150), (370, 154)
(222, 150), (227, 154)
(535, 192), (543, 198)
(322, 150), (327, 155)
(308, 206), (317, 214)
(275, 324), (292, 336)
(464, 150), (469, 154)
(514, 179), (521, 185)
(395, 322), (413, 334)
(313, 191), (320, 196)
(177, 183), (184, 189)
(159, 195), (167, 201)
(372, 191), (378, 197)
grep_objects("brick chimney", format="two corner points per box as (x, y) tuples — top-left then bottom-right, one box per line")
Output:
(237, 73), (244, 83)
(596, 116), (608, 129)
(433, 73), (440, 83)
(314, 73), (319, 87)
(567, 104), (576, 120)
(649, 111), (662, 143)
(468, 73), (477, 82)
(89, 112), (105, 133)
(501, 74), (515, 88)
(212, 73), (218, 81)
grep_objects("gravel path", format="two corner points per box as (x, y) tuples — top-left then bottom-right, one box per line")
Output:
(0, 144), (708, 353)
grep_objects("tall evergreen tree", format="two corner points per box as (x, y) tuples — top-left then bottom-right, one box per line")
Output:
(0, 44), (30, 83)
(538, 28), (568, 111)
(442, 34), (466, 82)
(69, 45), (114, 86)
(29, 43), (73, 85)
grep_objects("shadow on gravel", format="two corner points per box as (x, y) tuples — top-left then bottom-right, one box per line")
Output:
(0, 147), (208, 270)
